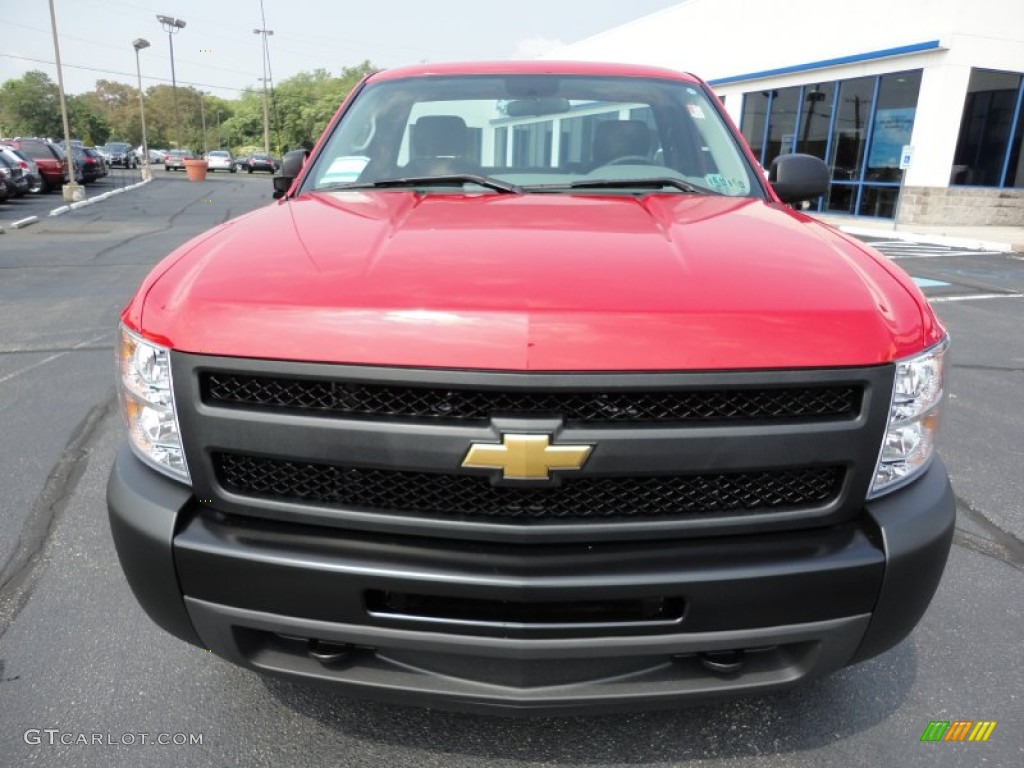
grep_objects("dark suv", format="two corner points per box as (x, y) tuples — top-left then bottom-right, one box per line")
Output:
(103, 142), (138, 169)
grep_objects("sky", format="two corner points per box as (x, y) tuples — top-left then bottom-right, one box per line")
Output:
(1, 0), (683, 96)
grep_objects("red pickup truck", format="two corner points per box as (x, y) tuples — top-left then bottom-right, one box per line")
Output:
(108, 60), (953, 715)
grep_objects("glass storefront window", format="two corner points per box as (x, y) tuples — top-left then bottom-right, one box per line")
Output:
(740, 91), (770, 166)
(858, 185), (900, 218)
(764, 86), (799, 166)
(866, 71), (921, 183)
(825, 183), (857, 214)
(739, 69), (925, 217)
(951, 69), (1024, 187)
(1007, 117), (1024, 187)
(795, 83), (835, 159)
(829, 77), (874, 182)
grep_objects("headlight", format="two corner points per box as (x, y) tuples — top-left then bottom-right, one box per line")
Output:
(116, 325), (190, 484)
(869, 338), (948, 497)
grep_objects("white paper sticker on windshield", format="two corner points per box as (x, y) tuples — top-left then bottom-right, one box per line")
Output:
(321, 155), (369, 185)
(687, 104), (706, 120)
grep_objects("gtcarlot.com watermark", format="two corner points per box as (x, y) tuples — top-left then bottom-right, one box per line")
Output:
(24, 729), (203, 747)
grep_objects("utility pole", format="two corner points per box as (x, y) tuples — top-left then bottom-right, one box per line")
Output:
(48, 0), (83, 201)
(253, 28), (274, 154)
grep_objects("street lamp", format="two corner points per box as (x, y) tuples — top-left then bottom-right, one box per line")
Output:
(132, 38), (152, 180)
(253, 27), (273, 154)
(156, 14), (186, 149)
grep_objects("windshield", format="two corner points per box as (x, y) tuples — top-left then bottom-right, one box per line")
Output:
(307, 74), (759, 197)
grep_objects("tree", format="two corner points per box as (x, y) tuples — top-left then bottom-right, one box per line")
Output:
(92, 79), (142, 142)
(271, 62), (377, 152)
(1, 61), (379, 152)
(0, 71), (62, 138)
(67, 93), (110, 145)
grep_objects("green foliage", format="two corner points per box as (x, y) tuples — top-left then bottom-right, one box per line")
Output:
(0, 71), (63, 138)
(270, 62), (377, 152)
(67, 93), (110, 146)
(1, 62), (378, 153)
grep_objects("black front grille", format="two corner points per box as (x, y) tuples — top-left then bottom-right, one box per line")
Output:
(215, 452), (842, 523)
(203, 372), (859, 424)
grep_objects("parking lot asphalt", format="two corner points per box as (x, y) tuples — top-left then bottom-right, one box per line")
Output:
(0, 180), (1021, 767)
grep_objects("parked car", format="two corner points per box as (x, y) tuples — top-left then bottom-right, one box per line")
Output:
(0, 146), (42, 193)
(0, 152), (30, 197)
(103, 141), (138, 168)
(164, 149), (195, 171)
(205, 150), (235, 173)
(1, 138), (66, 192)
(0, 173), (9, 203)
(74, 146), (107, 183)
(52, 142), (87, 186)
(243, 152), (278, 173)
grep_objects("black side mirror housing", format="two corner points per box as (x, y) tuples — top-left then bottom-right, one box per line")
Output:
(272, 149), (310, 199)
(768, 153), (830, 204)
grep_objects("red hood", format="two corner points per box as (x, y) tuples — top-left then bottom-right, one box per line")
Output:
(132, 191), (941, 370)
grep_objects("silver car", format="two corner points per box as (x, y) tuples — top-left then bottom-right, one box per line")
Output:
(205, 150), (236, 173)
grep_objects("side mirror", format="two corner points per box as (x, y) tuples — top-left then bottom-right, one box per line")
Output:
(272, 149), (310, 199)
(272, 175), (291, 199)
(768, 153), (830, 204)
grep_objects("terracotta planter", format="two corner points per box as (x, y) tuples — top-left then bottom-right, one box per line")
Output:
(184, 159), (208, 181)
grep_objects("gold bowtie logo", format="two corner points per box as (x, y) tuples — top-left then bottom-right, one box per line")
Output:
(462, 434), (593, 480)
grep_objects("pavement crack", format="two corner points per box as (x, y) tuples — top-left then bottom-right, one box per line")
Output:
(0, 392), (116, 639)
(953, 494), (1024, 572)
(90, 223), (172, 262)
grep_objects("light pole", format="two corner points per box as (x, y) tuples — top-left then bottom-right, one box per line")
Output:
(156, 14), (186, 149)
(253, 27), (273, 154)
(132, 38), (152, 180)
(48, 0), (83, 201)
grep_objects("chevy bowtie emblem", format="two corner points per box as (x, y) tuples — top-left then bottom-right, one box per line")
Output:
(462, 434), (593, 480)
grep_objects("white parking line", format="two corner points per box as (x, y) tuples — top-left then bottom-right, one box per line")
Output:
(929, 293), (1024, 303)
(867, 241), (1000, 259)
(0, 333), (109, 385)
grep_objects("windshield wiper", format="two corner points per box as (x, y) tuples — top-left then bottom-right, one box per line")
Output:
(324, 174), (523, 194)
(525, 177), (721, 195)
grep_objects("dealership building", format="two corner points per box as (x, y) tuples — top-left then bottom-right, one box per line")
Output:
(544, 0), (1024, 224)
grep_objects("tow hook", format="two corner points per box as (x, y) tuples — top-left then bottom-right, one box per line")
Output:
(307, 639), (352, 664)
(698, 649), (745, 674)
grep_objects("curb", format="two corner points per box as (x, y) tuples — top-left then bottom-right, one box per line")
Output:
(46, 176), (152, 218)
(9, 215), (39, 230)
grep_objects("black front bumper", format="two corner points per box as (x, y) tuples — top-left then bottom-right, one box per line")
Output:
(107, 445), (954, 715)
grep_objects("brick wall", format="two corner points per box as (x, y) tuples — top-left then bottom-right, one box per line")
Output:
(898, 187), (1024, 226)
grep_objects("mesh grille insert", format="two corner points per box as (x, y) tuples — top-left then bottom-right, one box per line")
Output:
(202, 373), (859, 423)
(214, 452), (842, 523)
